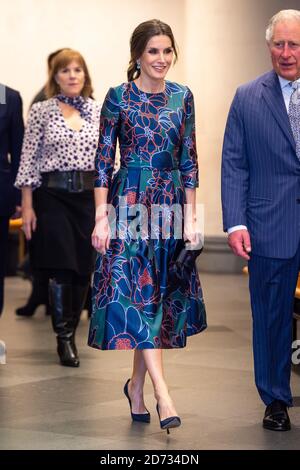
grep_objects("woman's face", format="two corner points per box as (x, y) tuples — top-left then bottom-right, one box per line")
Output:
(55, 60), (85, 97)
(139, 34), (174, 82)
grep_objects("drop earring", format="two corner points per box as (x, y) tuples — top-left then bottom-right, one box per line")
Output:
(136, 60), (141, 70)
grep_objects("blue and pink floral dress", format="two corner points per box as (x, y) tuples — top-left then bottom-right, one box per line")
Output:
(88, 81), (206, 350)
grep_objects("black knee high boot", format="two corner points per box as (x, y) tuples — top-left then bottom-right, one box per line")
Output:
(84, 285), (92, 318)
(49, 279), (79, 367)
(71, 284), (90, 355)
(16, 273), (50, 316)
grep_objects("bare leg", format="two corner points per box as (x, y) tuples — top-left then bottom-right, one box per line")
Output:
(127, 349), (148, 414)
(142, 349), (178, 421)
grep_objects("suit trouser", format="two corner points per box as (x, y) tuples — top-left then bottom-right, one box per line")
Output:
(0, 217), (9, 315)
(248, 245), (300, 406)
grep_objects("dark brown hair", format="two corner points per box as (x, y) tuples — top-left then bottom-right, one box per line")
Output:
(47, 48), (71, 71)
(46, 49), (93, 98)
(127, 19), (178, 82)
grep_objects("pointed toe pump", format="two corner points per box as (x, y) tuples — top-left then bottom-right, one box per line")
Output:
(123, 379), (151, 423)
(156, 404), (181, 434)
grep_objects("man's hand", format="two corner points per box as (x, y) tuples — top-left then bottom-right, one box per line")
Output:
(228, 229), (251, 260)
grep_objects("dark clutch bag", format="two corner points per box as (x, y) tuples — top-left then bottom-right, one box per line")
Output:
(169, 242), (203, 291)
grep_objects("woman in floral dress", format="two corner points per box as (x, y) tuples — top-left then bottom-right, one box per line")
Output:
(89, 19), (206, 432)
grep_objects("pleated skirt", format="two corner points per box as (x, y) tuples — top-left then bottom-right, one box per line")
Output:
(88, 167), (207, 350)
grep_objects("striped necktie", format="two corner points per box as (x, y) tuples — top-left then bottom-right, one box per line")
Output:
(288, 80), (300, 160)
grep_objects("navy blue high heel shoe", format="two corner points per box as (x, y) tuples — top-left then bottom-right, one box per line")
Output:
(123, 379), (151, 423)
(156, 404), (181, 434)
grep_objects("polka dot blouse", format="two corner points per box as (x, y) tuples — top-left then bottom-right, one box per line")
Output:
(15, 97), (101, 189)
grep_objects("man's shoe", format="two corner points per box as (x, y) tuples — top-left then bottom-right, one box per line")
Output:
(263, 400), (291, 431)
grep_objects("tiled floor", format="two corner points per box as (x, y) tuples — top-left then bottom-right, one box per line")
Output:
(0, 274), (299, 450)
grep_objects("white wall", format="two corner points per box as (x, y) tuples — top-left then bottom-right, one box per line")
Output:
(0, 0), (185, 110)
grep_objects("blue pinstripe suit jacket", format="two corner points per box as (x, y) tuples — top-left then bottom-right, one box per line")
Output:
(222, 70), (300, 259)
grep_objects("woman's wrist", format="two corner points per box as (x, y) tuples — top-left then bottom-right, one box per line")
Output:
(95, 204), (108, 217)
(95, 213), (108, 222)
(185, 215), (197, 223)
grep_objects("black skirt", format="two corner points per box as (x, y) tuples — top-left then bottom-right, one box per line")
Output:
(30, 187), (95, 275)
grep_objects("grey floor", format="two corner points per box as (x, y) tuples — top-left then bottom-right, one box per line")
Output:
(0, 273), (300, 450)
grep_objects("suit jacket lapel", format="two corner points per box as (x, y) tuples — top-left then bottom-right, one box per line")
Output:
(262, 71), (296, 152)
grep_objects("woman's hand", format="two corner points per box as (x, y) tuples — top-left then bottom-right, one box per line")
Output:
(91, 215), (111, 254)
(22, 206), (37, 240)
(184, 216), (197, 245)
(184, 216), (203, 250)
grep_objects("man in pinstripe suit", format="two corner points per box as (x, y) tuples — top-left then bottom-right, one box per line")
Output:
(222, 9), (300, 431)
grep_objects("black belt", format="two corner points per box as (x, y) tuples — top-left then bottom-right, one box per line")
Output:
(41, 171), (94, 192)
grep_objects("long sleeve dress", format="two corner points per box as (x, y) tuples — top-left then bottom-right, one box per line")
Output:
(88, 81), (206, 350)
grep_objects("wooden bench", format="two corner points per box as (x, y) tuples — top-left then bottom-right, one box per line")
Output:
(294, 274), (300, 301)
(9, 218), (25, 264)
(293, 274), (300, 342)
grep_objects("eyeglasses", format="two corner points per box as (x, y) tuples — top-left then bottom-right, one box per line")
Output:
(271, 41), (300, 51)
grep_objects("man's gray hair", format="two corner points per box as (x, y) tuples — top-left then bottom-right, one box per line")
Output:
(266, 9), (300, 43)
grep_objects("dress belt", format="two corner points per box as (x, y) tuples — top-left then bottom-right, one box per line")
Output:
(41, 170), (94, 192)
